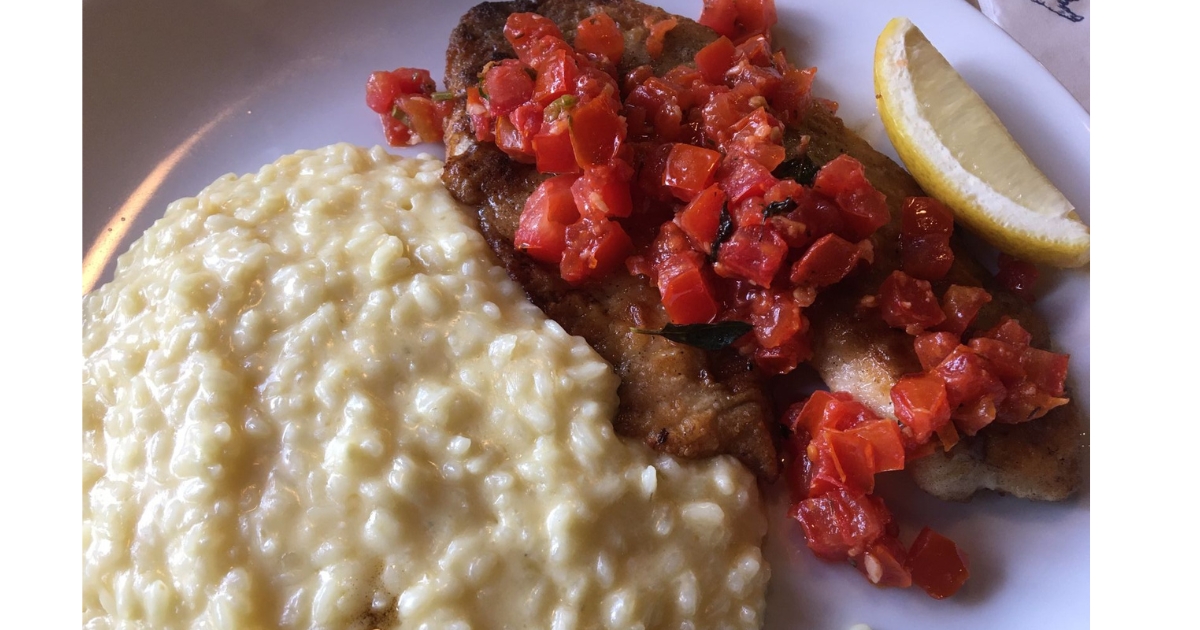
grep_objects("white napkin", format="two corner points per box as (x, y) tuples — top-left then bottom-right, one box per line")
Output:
(967, 0), (1090, 111)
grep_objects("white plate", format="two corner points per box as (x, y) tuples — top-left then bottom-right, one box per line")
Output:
(83, 1), (1089, 628)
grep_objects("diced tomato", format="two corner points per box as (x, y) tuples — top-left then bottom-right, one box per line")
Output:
(394, 95), (445, 144)
(753, 332), (811, 374)
(532, 50), (580, 106)
(772, 66), (816, 126)
(571, 161), (633, 218)
(484, 59), (536, 117)
(695, 36), (738, 84)
(560, 217), (634, 284)
(1020, 346), (1070, 396)
(791, 391), (874, 435)
(980, 316), (1033, 347)
(821, 430), (878, 495)
(908, 527), (970, 599)
(675, 184), (727, 254)
(933, 346), (1006, 409)
(813, 155), (890, 241)
(996, 380), (1068, 424)
(734, 0), (779, 37)
(569, 97), (626, 167)
(913, 332), (959, 371)
(734, 34), (773, 66)
(645, 16), (678, 60)
(533, 117), (580, 174)
(717, 155), (778, 205)
(701, 83), (758, 145)
(494, 103), (541, 163)
(725, 109), (786, 171)
(938, 285), (992, 336)
(967, 337), (1026, 386)
(466, 86), (494, 142)
(713, 224), (788, 287)
(997, 253), (1039, 302)
(625, 78), (683, 141)
(859, 537), (914, 588)
(934, 420), (960, 451)
(576, 12), (624, 62)
(514, 174), (581, 264)
(846, 419), (906, 473)
(366, 71), (404, 114)
(726, 59), (783, 99)
(793, 187), (845, 241)
(651, 222), (720, 324)
(749, 289), (803, 348)
(901, 234), (954, 281)
(790, 234), (864, 287)
(890, 373), (951, 443)
(662, 143), (722, 201)
(378, 111), (413, 146)
(879, 271), (946, 334)
(699, 0), (741, 40)
(952, 395), (998, 435)
(623, 65), (655, 96)
(504, 13), (564, 63)
(792, 488), (886, 560)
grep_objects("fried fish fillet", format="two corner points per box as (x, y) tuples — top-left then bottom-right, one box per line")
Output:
(443, 0), (780, 480)
(442, 0), (1086, 498)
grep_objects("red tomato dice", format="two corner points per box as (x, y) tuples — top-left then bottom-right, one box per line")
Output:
(514, 174), (581, 264)
(908, 527), (970, 599)
(662, 143), (722, 201)
(575, 12), (624, 62)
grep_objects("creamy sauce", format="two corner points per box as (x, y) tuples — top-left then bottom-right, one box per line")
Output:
(82, 144), (769, 629)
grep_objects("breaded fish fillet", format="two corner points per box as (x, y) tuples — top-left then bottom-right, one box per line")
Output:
(443, 0), (780, 480)
(441, 0), (1086, 498)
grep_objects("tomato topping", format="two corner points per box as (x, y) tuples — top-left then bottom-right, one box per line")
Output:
(532, 50), (580, 106)
(650, 223), (720, 324)
(792, 488), (886, 560)
(662, 143), (722, 201)
(891, 373), (951, 444)
(914, 332), (960, 372)
(790, 234), (865, 287)
(698, 0), (742, 40)
(932, 346), (1006, 410)
(966, 337), (1026, 386)
(713, 224), (788, 287)
(908, 527), (970, 599)
(569, 96), (626, 167)
(533, 117), (581, 174)
(879, 271), (946, 334)
(484, 59), (536, 117)
(938, 285), (992, 336)
(902, 196), (954, 236)
(980, 316), (1033, 347)
(699, 0), (778, 41)
(514, 174), (581, 264)
(675, 184), (727, 254)
(494, 103), (542, 162)
(1020, 346), (1070, 397)
(575, 12), (624, 62)
(695, 36), (738, 84)
(725, 109), (786, 171)
(504, 13), (564, 63)
(571, 161), (634, 219)
(625, 78), (684, 141)
(997, 253), (1039, 302)
(859, 537), (914, 588)
(846, 419), (906, 473)
(772, 67), (816, 126)
(717, 155), (778, 204)
(394, 95), (445, 144)
(812, 155), (890, 241)
(900, 197), (956, 280)
(466, 87), (494, 142)
(560, 217), (633, 284)
(749, 289), (804, 348)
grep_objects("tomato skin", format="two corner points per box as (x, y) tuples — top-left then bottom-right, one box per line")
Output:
(514, 174), (581, 264)
(891, 373), (952, 443)
(494, 104), (542, 163)
(847, 419), (906, 473)
(662, 143), (722, 201)
(695, 36), (738, 84)
(790, 233), (865, 287)
(902, 196), (954, 235)
(902, 234), (954, 281)
(749, 289), (804, 348)
(533, 119), (580, 174)
(625, 77), (683, 141)
(932, 346), (1006, 410)
(859, 537), (914, 588)
(645, 16), (678, 60)
(394, 95), (445, 144)
(717, 155), (779, 205)
(484, 59), (536, 117)
(813, 155), (890, 241)
(366, 71), (404, 113)
(575, 12), (625, 62)
(532, 50), (579, 106)
(908, 527), (970, 599)
(699, 0), (741, 40)
(879, 271), (946, 334)
(504, 13), (564, 63)
(772, 66), (816, 126)
(938, 285), (992, 336)
(560, 217), (634, 284)
(571, 161), (633, 218)
(651, 223), (720, 324)
(569, 97), (626, 168)
(914, 332), (960, 371)
(675, 184), (727, 254)
(378, 111), (413, 146)
(980, 316), (1033, 347)
(466, 87), (494, 142)
(713, 224), (788, 287)
(792, 488), (886, 560)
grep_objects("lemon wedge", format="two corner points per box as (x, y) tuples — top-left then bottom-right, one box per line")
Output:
(874, 17), (1089, 267)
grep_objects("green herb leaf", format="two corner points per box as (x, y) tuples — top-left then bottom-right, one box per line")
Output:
(390, 104), (411, 126)
(544, 94), (578, 122)
(632, 321), (753, 351)
(431, 91), (455, 101)
(709, 202), (734, 263)
(763, 197), (798, 218)
(772, 154), (820, 186)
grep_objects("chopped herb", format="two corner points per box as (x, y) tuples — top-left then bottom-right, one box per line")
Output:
(390, 104), (410, 125)
(772, 154), (821, 186)
(632, 321), (753, 351)
(763, 197), (798, 218)
(709, 203), (734, 262)
(544, 94), (578, 121)
(431, 91), (455, 101)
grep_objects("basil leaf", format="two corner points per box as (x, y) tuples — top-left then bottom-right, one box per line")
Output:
(763, 197), (798, 218)
(709, 202), (734, 263)
(772, 154), (820, 186)
(633, 321), (753, 351)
